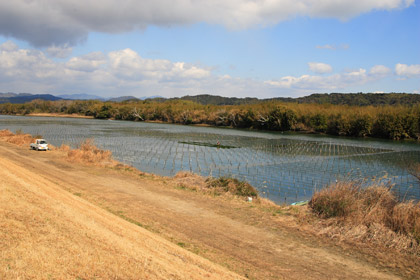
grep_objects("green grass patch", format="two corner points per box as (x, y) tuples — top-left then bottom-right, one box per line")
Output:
(177, 242), (186, 248)
(105, 207), (149, 230)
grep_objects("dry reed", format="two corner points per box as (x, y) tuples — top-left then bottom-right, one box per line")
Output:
(0, 129), (35, 146)
(309, 182), (420, 254)
(66, 139), (116, 167)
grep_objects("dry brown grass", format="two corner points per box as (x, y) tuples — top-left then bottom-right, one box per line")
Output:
(0, 129), (35, 146)
(174, 171), (207, 191)
(206, 177), (258, 197)
(389, 202), (420, 242)
(309, 182), (420, 255)
(174, 172), (259, 199)
(66, 139), (117, 167)
(0, 153), (241, 280)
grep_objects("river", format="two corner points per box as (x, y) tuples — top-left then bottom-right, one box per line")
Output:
(1, 115), (419, 204)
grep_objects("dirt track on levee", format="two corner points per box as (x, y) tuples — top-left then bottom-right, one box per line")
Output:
(1, 140), (418, 279)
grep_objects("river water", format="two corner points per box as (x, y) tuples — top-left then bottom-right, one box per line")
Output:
(1, 115), (419, 204)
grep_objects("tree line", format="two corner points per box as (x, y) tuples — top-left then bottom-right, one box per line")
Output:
(0, 99), (419, 140)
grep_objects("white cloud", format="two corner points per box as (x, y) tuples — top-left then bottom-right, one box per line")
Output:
(46, 44), (73, 58)
(370, 65), (391, 76)
(316, 44), (335, 50)
(308, 62), (332, 74)
(395, 63), (420, 78)
(0, 43), (218, 97)
(1, 42), (417, 98)
(66, 52), (106, 72)
(265, 67), (394, 91)
(0, 0), (415, 46)
(0, 40), (18, 52)
(316, 44), (349, 50)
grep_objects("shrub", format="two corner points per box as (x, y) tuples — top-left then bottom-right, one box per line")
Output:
(67, 139), (114, 166)
(349, 115), (372, 137)
(309, 182), (360, 218)
(389, 202), (420, 243)
(0, 129), (35, 146)
(206, 177), (258, 197)
(310, 181), (420, 244)
(309, 114), (328, 133)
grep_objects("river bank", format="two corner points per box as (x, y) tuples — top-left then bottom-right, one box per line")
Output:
(1, 130), (419, 279)
(2, 96), (420, 141)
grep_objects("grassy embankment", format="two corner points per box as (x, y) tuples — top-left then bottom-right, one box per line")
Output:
(1, 128), (419, 260)
(0, 129), (247, 280)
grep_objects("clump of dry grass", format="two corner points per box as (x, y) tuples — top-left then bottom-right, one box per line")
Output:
(206, 176), (258, 198)
(0, 129), (35, 146)
(55, 143), (71, 152)
(174, 171), (206, 191)
(0, 129), (14, 137)
(309, 182), (420, 254)
(309, 182), (360, 218)
(389, 202), (420, 243)
(173, 172), (259, 199)
(67, 139), (116, 167)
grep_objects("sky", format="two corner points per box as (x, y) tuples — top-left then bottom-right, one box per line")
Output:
(0, 0), (419, 99)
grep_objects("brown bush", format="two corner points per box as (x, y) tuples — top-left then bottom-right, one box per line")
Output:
(0, 129), (35, 146)
(389, 202), (420, 243)
(67, 139), (115, 166)
(309, 182), (361, 218)
(0, 129), (14, 137)
(360, 186), (397, 225)
(173, 171), (206, 191)
(205, 177), (258, 197)
(309, 181), (420, 253)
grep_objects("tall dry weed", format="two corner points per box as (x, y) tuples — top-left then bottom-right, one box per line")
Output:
(0, 129), (35, 146)
(174, 171), (206, 191)
(206, 176), (258, 197)
(67, 139), (115, 166)
(389, 202), (420, 243)
(309, 182), (361, 218)
(361, 186), (397, 225)
(309, 182), (420, 254)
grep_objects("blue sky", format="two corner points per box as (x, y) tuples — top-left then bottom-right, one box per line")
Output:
(0, 0), (419, 98)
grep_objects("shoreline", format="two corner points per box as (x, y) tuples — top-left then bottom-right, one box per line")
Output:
(26, 113), (94, 119)
(4, 112), (417, 143)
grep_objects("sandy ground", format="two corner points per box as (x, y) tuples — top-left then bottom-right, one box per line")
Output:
(27, 113), (94, 119)
(0, 140), (419, 279)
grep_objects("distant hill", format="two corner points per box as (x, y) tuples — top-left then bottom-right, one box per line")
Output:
(172, 95), (262, 105)
(289, 93), (420, 106)
(0, 92), (32, 98)
(0, 92), (164, 103)
(0, 94), (62, 104)
(57, 93), (106, 101)
(1, 92), (419, 106)
(161, 93), (419, 106)
(108, 95), (163, 101)
(108, 96), (139, 102)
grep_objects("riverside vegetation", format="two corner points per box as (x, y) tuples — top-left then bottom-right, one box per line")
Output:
(1, 97), (420, 140)
(1, 129), (419, 259)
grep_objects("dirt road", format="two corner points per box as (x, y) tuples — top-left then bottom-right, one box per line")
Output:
(0, 141), (417, 279)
